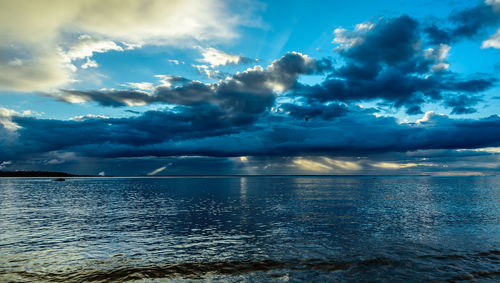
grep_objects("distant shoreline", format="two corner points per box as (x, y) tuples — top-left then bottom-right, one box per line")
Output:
(0, 171), (83, 177)
(0, 170), (428, 177)
(1, 171), (497, 178)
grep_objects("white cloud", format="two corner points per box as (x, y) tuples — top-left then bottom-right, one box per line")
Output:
(154, 75), (188, 87)
(0, 107), (22, 131)
(424, 44), (451, 72)
(0, 0), (244, 92)
(148, 166), (167, 176)
(0, 160), (12, 170)
(81, 58), (99, 69)
(482, 29), (500, 49)
(0, 0), (239, 45)
(416, 111), (448, 125)
(457, 147), (500, 153)
(125, 82), (155, 91)
(121, 99), (148, 107)
(44, 151), (77, 165)
(197, 47), (245, 67)
(431, 171), (485, 176)
(355, 22), (375, 31)
(0, 46), (76, 92)
(7, 58), (23, 66)
(424, 44), (450, 61)
(332, 25), (371, 49)
(192, 64), (224, 79)
(193, 47), (251, 77)
(431, 63), (450, 72)
(168, 59), (184, 65)
(69, 114), (109, 121)
(66, 35), (123, 60)
(65, 35), (123, 69)
(371, 162), (438, 169)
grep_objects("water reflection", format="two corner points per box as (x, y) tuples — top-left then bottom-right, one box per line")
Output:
(240, 177), (247, 201)
(0, 176), (499, 281)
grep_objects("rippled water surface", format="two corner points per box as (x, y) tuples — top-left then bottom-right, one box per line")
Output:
(1, 176), (499, 282)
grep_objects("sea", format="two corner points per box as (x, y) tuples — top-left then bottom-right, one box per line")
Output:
(0, 176), (499, 282)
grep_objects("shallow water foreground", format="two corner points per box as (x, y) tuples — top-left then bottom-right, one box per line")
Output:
(0, 176), (499, 282)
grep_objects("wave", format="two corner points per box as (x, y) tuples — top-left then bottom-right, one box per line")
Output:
(0, 258), (388, 282)
(1, 251), (499, 282)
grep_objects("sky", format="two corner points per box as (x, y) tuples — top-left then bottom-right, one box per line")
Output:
(0, 0), (500, 176)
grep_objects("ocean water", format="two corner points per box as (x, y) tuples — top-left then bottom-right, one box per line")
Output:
(0, 176), (499, 282)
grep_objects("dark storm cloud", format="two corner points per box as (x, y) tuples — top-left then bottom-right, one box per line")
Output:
(450, 1), (500, 39)
(125, 109), (141, 114)
(299, 72), (493, 110)
(280, 103), (348, 120)
(406, 105), (424, 115)
(56, 52), (331, 109)
(293, 15), (496, 114)
(424, 24), (453, 45)
(337, 15), (422, 78)
(4, 108), (500, 161)
(53, 52), (332, 126)
(3, 107), (248, 160)
(424, 1), (500, 44)
(56, 89), (154, 107)
(5, 9), (499, 172)
(50, 14), (496, 117)
(444, 94), (482, 114)
(258, 112), (500, 156)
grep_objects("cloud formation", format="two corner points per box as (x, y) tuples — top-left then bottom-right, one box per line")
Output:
(425, 0), (500, 47)
(292, 15), (496, 114)
(148, 166), (168, 176)
(197, 47), (254, 67)
(1, 102), (500, 175)
(1, 2), (499, 175)
(0, 0), (245, 91)
(65, 35), (124, 69)
(444, 94), (482, 114)
(482, 29), (500, 48)
(3, 107), (500, 161)
(46, 12), (497, 118)
(52, 52), (332, 126)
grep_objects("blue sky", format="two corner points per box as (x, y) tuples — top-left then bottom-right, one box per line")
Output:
(0, 0), (500, 175)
